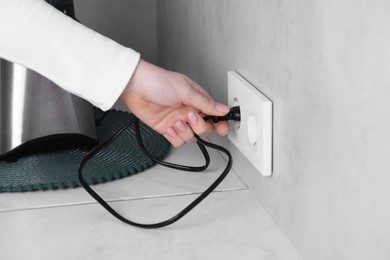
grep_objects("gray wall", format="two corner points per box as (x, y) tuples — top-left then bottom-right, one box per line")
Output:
(157, 1), (390, 259)
(74, 0), (157, 63)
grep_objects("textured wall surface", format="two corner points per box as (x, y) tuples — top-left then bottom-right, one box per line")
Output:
(157, 1), (390, 259)
(75, 0), (157, 63)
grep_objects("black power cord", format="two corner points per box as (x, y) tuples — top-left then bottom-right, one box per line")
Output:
(78, 106), (240, 228)
(203, 106), (241, 123)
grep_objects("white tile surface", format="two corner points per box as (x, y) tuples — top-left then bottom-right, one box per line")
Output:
(0, 143), (246, 212)
(0, 123), (302, 259)
(0, 190), (302, 260)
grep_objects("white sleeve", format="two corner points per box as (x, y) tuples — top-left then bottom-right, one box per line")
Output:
(0, 0), (140, 111)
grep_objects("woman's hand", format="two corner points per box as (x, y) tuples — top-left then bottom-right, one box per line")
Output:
(120, 59), (230, 147)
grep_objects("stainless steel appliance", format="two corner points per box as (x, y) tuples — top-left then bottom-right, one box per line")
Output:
(0, 0), (97, 160)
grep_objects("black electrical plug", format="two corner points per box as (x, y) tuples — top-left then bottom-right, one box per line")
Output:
(203, 106), (241, 123)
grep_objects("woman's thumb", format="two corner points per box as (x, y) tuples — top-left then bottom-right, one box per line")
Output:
(183, 90), (230, 116)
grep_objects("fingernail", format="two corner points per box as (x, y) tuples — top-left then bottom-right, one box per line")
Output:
(222, 130), (229, 136)
(187, 112), (198, 125)
(167, 127), (177, 138)
(175, 121), (186, 133)
(216, 103), (230, 113)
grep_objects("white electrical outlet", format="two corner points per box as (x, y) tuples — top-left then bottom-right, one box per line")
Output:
(227, 71), (272, 176)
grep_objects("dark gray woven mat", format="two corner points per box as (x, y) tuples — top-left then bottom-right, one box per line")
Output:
(0, 110), (170, 192)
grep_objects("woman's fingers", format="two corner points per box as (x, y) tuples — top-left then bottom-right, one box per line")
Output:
(174, 120), (196, 143)
(187, 112), (214, 137)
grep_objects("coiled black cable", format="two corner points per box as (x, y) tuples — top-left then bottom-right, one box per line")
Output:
(78, 108), (238, 229)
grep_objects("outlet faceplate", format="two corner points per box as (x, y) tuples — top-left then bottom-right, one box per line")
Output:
(227, 71), (272, 176)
